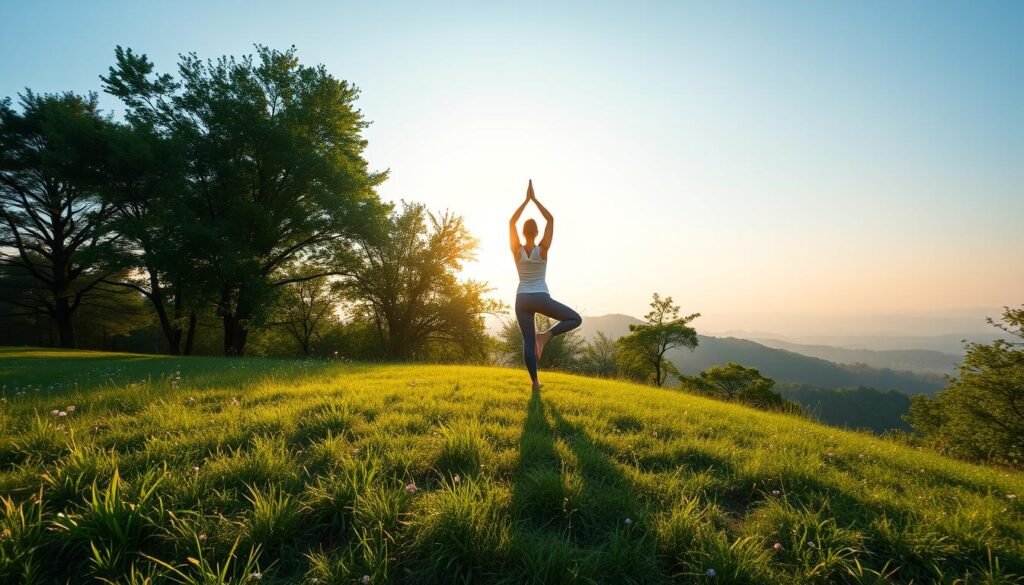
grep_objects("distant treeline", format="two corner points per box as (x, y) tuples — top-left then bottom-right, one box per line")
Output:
(777, 384), (913, 433)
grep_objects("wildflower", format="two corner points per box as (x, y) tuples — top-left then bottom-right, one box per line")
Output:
(198, 532), (207, 543)
(405, 482), (418, 494)
(625, 518), (633, 526)
(1008, 494), (1017, 499)
(773, 542), (783, 551)
(771, 489), (781, 496)
(58, 411), (67, 417)
(249, 571), (262, 581)
(453, 474), (461, 485)
(706, 568), (716, 578)
(50, 409), (60, 417)
(66, 405), (75, 412)
(193, 466), (200, 474)
(362, 576), (371, 584)
(807, 541), (817, 549)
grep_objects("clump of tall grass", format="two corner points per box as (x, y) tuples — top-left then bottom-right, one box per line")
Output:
(0, 489), (46, 583)
(433, 421), (486, 477)
(405, 476), (512, 583)
(52, 467), (167, 579)
(244, 483), (306, 555)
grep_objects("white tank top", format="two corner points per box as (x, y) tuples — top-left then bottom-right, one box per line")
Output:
(516, 245), (549, 294)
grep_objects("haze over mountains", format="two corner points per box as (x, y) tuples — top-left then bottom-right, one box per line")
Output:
(697, 306), (1010, 355)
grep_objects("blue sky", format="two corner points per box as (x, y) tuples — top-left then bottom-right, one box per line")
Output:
(2, 1), (1022, 334)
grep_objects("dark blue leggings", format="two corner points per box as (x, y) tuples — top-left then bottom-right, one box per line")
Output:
(515, 292), (582, 382)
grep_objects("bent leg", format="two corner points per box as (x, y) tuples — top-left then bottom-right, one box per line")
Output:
(516, 309), (538, 382)
(536, 296), (582, 337)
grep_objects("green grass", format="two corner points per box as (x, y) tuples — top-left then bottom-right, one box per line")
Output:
(0, 346), (1022, 584)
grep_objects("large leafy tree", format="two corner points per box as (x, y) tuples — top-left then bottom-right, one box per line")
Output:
(0, 92), (118, 348)
(616, 293), (700, 386)
(342, 201), (501, 360)
(906, 306), (1024, 465)
(102, 45), (387, 355)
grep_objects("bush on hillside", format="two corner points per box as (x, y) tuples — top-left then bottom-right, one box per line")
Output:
(906, 305), (1024, 466)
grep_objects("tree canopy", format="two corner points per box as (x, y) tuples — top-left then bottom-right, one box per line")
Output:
(616, 293), (700, 386)
(906, 306), (1024, 466)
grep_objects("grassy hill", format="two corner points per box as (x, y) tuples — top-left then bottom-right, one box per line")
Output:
(1, 347), (1022, 584)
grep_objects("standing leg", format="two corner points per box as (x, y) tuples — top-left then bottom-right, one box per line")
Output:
(516, 307), (539, 385)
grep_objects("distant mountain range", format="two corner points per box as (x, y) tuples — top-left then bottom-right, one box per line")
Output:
(579, 314), (947, 395)
(749, 338), (960, 376)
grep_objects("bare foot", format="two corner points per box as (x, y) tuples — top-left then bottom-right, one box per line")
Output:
(532, 380), (543, 391)
(536, 331), (552, 360)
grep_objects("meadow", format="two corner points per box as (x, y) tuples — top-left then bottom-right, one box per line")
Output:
(1, 347), (1022, 584)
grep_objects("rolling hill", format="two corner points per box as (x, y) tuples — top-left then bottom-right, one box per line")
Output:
(0, 347), (1021, 583)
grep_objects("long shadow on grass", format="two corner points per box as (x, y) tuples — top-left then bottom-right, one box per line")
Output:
(508, 389), (659, 582)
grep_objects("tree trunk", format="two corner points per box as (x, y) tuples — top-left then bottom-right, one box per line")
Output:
(222, 288), (251, 357)
(54, 297), (76, 349)
(149, 274), (181, 355)
(183, 312), (197, 356)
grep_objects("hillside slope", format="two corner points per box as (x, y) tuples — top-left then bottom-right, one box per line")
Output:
(0, 348), (1021, 584)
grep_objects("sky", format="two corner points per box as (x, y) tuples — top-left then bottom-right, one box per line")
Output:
(2, 0), (1022, 337)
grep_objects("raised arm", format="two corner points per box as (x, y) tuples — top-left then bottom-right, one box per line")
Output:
(530, 184), (554, 252)
(509, 189), (529, 256)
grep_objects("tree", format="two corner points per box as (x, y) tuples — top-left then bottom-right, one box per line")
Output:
(269, 267), (339, 358)
(905, 306), (1024, 465)
(687, 362), (797, 411)
(616, 293), (700, 386)
(0, 92), (117, 348)
(342, 201), (501, 360)
(496, 316), (584, 371)
(93, 117), (209, 355)
(578, 331), (619, 376)
(102, 45), (387, 355)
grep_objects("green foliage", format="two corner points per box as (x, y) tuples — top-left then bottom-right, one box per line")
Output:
(616, 293), (700, 386)
(578, 330), (619, 377)
(906, 306), (1024, 465)
(687, 362), (799, 412)
(778, 384), (913, 433)
(340, 200), (501, 361)
(266, 268), (341, 358)
(0, 347), (1022, 583)
(101, 45), (388, 356)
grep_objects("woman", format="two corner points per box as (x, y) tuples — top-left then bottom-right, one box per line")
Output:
(509, 179), (582, 390)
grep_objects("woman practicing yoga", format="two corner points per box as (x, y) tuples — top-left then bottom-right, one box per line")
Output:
(510, 179), (582, 390)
